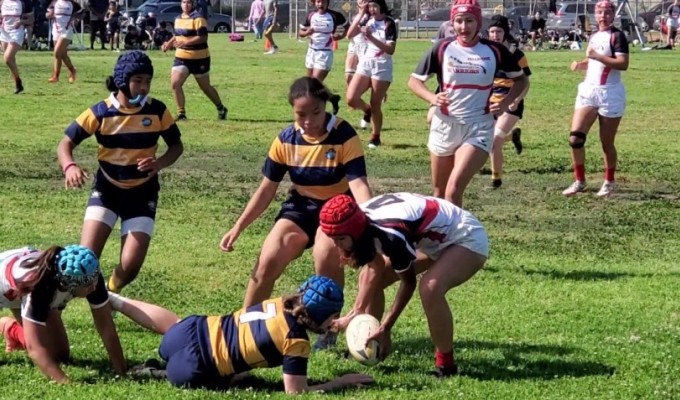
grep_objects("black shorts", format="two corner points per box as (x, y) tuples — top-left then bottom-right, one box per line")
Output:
(506, 99), (525, 119)
(275, 191), (327, 249)
(173, 57), (211, 75)
(87, 170), (160, 222)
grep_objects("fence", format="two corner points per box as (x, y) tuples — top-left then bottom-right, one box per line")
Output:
(213, 0), (670, 39)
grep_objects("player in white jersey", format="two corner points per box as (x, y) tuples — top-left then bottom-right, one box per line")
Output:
(564, 0), (629, 198)
(344, 0), (368, 86)
(299, 0), (348, 82)
(346, 0), (397, 149)
(319, 193), (488, 377)
(408, 0), (527, 207)
(45, 0), (80, 83)
(0, 0), (26, 93)
(0, 245), (127, 383)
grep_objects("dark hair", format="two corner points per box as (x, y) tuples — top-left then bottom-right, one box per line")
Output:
(22, 246), (62, 295)
(367, 0), (390, 15)
(338, 225), (377, 268)
(105, 75), (118, 92)
(283, 293), (327, 334)
(288, 76), (340, 115)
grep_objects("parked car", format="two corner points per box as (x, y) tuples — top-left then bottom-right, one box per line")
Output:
(132, 3), (232, 32)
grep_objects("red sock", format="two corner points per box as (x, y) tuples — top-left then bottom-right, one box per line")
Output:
(605, 168), (615, 182)
(435, 350), (455, 368)
(574, 164), (586, 182)
(6, 321), (26, 350)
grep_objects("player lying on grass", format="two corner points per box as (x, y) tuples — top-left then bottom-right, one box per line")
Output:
(108, 275), (372, 393)
(0, 245), (127, 383)
(319, 193), (488, 377)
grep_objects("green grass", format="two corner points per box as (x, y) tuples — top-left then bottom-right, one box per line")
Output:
(1, 34), (679, 399)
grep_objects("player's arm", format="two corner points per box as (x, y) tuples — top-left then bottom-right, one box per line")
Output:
(91, 302), (128, 375)
(23, 319), (70, 383)
(362, 26), (396, 55)
(283, 373), (373, 394)
(346, 10), (367, 39)
(586, 46), (629, 70)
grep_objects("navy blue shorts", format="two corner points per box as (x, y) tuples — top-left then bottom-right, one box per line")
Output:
(275, 191), (328, 249)
(506, 99), (525, 119)
(173, 57), (211, 75)
(263, 15), (275, 34)
(87, 170), (159, 222)
(159, 315), (221, 388)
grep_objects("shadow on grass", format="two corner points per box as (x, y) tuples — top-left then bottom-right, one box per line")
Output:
(486, 266), (680, 281)
(390, 338), (614, 381)
(229, 117), (293, 124)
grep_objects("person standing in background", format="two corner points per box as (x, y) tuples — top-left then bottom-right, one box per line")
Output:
(262, 0), (278, 54)
(88, 0), (107, 50)
(248, 0), (264, 40)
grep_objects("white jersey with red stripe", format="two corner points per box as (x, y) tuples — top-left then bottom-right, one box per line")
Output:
(51, 0), (75, 35)
(584, 28), (628, 86)
(359, 192), (484, 272)
(304, 9), (347, 51)
(0, 247), (39, 309)
(412, 37), (523, 119)
(359, 16), (397, 60)
(350, 13), (369, 51)
(0, 0), (24, 33)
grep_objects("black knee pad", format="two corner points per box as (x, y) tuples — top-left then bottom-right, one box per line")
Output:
(569, 131), (586, 149)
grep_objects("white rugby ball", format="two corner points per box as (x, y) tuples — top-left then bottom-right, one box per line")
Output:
(345, 314), (380, 366)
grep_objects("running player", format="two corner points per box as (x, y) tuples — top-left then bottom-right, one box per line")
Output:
(0, 245), (127, 382)
(219, 77), (371, 349)
(564, 0), (628, 197)
(108, 275), (373, 392)
(346, 0), (397, 149)
(161, 0), (228, 121)
(488, 15), (531, 189)
(56, 51), (184, 295)
(319, 193), (488, 377)
(45, 0), (80, 83)
(0, 0), (27, 93)
(299, 0), (348, 82)
(408, 0), (527, 207)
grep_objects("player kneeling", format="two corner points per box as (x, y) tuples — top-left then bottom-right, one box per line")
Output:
(109, 275), (372, 393)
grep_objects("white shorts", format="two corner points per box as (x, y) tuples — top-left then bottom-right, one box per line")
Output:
(0, 28), (25, 45)
(575, 81), (626, 118)
(418, 212), (489, 259)
(347, 41), (355, 55)
(427, 110), (494, 156)
(84, 206), (156, 237)
(667, 18), (678, 29)
(305, 48), (333, 71)
(355, 57), (393, 82)
(52, 27), (74, 41)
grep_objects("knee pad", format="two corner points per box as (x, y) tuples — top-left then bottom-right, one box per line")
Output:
(569, 131), (586, 149)
(494, 127), (510, 138)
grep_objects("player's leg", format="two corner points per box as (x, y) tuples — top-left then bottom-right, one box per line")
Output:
(346, 70), (371, 126)
(3, 41), (23, 93)
(418, 243), (486, 377)
(0, 310), (26, 352)
(79, 177), (117, 269)
(243, 219), (308, 307)
(490, 112), (520, 188)
(194, 60), (227, 120)
(445, 144), (489, 207)
(49, 37), (68, 81)
(170, 64), (190, 119)
(367, 78), (390, 148)
(108, 292), (180, 334)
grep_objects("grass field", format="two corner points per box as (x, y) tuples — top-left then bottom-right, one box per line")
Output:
(0, 34), (679, 399)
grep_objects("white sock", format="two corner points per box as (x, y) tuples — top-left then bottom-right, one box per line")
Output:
(107, 292), (125, 311)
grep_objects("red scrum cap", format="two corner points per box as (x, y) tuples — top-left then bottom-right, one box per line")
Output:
(319, 194), (368, 241)
(450, 0), (482, 27)
(595, 0), (615, 12)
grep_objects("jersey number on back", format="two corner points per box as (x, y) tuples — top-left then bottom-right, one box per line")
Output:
(365, 193), (404, 210)
(239, 303), (277, 323)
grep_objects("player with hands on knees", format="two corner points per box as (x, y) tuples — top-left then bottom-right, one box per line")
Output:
(57, 51), (183, 295)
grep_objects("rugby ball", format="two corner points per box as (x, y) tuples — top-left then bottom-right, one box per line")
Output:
(345, 314), (380, 366)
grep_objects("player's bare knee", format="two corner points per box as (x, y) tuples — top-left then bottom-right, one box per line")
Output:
(569, 131), (586, 149)
(418, 277), (443, 303)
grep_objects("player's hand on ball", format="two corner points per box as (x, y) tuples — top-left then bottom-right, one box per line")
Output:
(219, 228), (241, 252)
(338, 373), (374, 387)
(65, 166), (88, 189)
(366, 326), (391, 361)
(331, 314), (353, 332)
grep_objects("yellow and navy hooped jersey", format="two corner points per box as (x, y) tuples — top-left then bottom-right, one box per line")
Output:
(65, 94), (181, 189)
(200, 298), (311, 377)
(490, 47), (531, 104)
(174, 11), (209, 60)
(262, 114), (367, 201)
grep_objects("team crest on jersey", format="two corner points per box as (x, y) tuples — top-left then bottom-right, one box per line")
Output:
(450, 57), (487, 74)
(325, 149), (336, 160)
(142, 117), (152, 127)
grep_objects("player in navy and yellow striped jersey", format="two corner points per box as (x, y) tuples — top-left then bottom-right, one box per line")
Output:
(109, 275), (373, 392)
(57, 51), (184, 295)
(161, 0), (227, 121)
(219, 77), (372, 349)
(487, 15), (532, 189)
